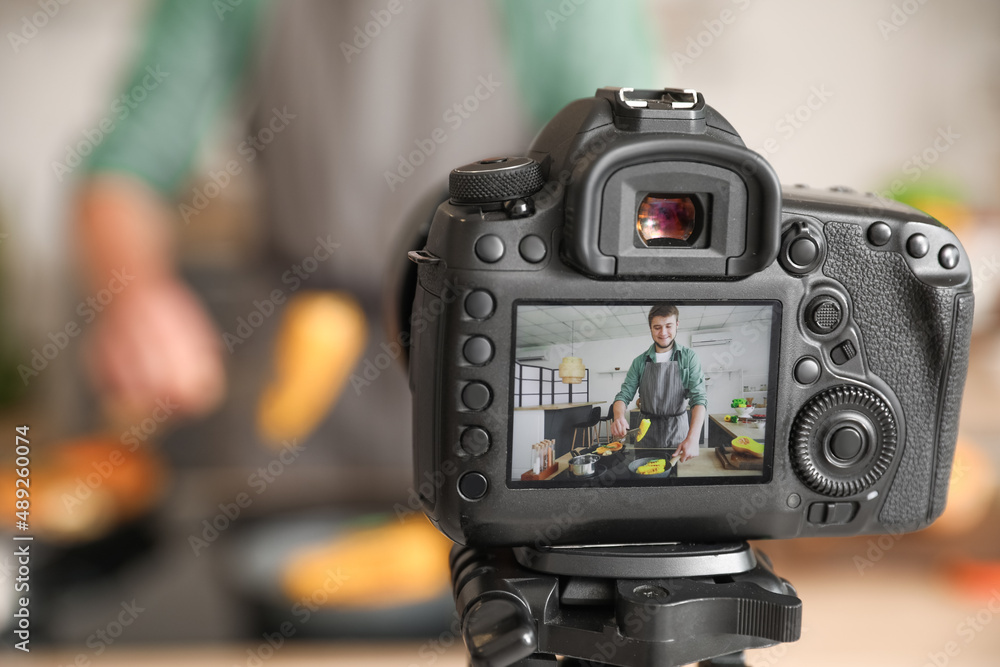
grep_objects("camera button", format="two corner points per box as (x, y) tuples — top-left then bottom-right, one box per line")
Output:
(463, 336), (494, 365)
(868, 221), (892, 246)
(806, 296), (843, 335)
(462, 382), (492, 411)
(465, 291), (495, 319)
(807, 502), (857, 525)
(829, 425), (865, 462)
(939, 244), (960, 269)
(906, 233), (929, 258)
(830, 340), (857, 366)
(789, 237), (819, 266)
(475, 235), (505, 263)
(519, 235), (547, 263)
(806, 503), (825, 523)
(794, 357), (821, 385)
(458, 472), (489, 500)
(780, 222), (825, 274)
(460, 427), (491, 457)
(827, 502), (857, 524)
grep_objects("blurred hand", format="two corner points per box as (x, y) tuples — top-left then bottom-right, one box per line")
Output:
(87, 277), (225, 420)
(74, 175), (226, 422)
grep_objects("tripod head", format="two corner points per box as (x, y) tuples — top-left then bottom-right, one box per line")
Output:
(451, 542), (801, 667)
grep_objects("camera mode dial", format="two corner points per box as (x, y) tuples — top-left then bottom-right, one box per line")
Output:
(449, 157), (544, 205)
(790, 385), (897, 497)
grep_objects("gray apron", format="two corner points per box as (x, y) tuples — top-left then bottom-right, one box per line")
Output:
(638, 353), (689, 451)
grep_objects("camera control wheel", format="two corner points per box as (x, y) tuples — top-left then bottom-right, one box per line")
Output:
(790, 385), (897, 497)
(449, 156), (544, 205)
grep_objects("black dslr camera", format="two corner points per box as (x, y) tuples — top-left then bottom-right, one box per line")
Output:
(401, 88), (972, 666)
(408, 86), (972, 545)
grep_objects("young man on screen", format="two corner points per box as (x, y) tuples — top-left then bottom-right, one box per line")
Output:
(610, 304), (707, 463)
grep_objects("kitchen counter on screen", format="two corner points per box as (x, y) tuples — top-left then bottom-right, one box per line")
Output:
(709, 413), (766, 441)
(514, 401), (606, 411)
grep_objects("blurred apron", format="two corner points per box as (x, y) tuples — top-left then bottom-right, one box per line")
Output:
(638, 355), (688, 452)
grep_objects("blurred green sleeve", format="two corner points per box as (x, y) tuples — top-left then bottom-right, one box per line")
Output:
(82, 0), (265, 196)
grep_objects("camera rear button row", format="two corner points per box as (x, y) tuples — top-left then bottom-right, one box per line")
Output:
(462, 382), (492, 411)
(458, 471), (489, 500)
(464, 336), (494, 365)
(475, 235), (547, 264)
(465, 291), (495, 319)
(475, 235), (505, 263)
(906, 233), (929, 259)
(460, 427), (491, 457)
(868, 221), (892, 246)
(939, 244), (960, 269)
(905, 234), (960, 270)
(519, 235), (547, 263)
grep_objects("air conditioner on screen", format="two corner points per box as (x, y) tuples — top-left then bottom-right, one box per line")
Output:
(516, 346), (549, 362)
(690, 330), (733, 348)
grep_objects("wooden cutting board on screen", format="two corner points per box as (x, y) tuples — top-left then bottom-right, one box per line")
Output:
(715, 444), (764, 471)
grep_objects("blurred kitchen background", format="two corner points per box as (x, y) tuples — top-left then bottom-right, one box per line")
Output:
(1, 0), (999, 665)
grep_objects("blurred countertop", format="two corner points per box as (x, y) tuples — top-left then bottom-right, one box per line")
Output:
(8, 553), (1000, 667)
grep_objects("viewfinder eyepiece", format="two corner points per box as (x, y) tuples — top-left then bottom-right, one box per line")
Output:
(636, 194), (702, 247)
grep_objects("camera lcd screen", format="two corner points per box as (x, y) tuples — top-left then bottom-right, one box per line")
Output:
(508, 302), (780, 487)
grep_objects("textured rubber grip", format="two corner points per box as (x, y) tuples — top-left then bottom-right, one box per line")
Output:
(929, 292), (974, 521)
(822, 222), (972, 529)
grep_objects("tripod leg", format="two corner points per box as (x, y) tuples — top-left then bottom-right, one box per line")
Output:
(699, 650), (746, 666)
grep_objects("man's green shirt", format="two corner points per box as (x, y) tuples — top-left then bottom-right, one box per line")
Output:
(613, 343), (708, 409)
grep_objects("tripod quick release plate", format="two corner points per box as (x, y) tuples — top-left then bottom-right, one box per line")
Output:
(451, 543), (802, 667)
